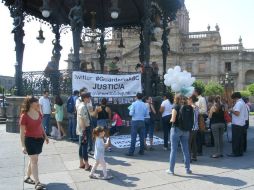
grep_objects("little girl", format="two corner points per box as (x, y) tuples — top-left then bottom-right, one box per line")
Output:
(89, 126), (113, 180)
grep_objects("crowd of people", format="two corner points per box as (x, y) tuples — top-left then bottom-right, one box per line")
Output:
(19, 87), (250, 188)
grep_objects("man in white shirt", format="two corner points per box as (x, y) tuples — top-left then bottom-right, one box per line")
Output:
(39, 90), (52, 136)
(228, 92), (248, 157)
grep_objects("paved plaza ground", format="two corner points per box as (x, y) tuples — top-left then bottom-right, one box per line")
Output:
(1, 117), (254, 190)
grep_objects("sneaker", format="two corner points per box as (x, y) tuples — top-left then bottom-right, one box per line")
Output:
(186, 169), (192, 174)
(89, 174), (98, 179)
(166, 169), (174, 175)
(88, 151), (94, 156)
(102, 175), (113, 180)
(163, 147), (168, 151)
(107, 147), (112, 152)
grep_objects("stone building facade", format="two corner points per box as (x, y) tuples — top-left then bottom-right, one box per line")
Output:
(67, 2), (254, 91)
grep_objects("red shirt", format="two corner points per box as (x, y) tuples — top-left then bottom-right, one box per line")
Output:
(19, 113), (44, 138)
(112, 113), (123, 126)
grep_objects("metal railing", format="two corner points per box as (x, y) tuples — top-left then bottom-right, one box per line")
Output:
(22, 70), (165, 96)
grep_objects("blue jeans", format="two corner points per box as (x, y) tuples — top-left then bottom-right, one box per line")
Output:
(79, 129), (89, 161)
(97, 119), (108, 127)
(129, 120), (145, 154)
(68, 113), (77, 140)
(42, 114), (51, 135)
(145, 118), (154, 139)
(169, 127), (190, 173)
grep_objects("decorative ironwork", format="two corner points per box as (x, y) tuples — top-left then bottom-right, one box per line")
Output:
(9, 0), (25, 96)
(69, 0), (84, 71)
(22, 70), (145, 96)
(98, 28), (107, 72)
(161, 15), (170, 93)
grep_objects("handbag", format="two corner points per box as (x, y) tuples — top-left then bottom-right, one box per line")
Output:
(224, 111), (231, 123)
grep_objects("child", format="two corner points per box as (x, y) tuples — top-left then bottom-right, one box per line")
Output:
(110, 111), (123, 136)
(89, 127), (113, 180)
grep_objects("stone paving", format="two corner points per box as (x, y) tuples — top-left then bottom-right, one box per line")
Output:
(0, 117), (254, 190)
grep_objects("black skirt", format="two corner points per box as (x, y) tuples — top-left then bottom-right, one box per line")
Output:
(25, 137), (44, 155)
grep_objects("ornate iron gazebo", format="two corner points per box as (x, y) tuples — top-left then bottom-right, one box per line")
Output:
(2, 0), (182, 96)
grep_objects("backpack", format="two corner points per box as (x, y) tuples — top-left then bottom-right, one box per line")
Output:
(67, 96), (75, 113)
(177, 105), (194, 131)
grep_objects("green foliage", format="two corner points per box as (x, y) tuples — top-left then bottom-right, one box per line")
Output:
(240, 90), (251, 98)
(193, 80), (205, 95)
(247, 83), (254, 95)
(204, 81), (224, 96)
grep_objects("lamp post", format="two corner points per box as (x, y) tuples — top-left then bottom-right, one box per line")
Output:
(220, 72), (234, 106)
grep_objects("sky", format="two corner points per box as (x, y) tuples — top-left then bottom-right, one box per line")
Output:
(0, 0), (254, 77)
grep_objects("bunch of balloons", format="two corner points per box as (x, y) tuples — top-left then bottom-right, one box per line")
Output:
(164, 66), (196, 97)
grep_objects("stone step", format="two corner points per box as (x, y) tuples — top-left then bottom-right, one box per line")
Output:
(0, 117), (6, 124)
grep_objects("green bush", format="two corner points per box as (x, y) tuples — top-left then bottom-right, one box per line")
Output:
(193, 80), (206, 95)
(240, 90), (251, 98)
(247, 83), (254, 95)
(204, 81), (224, 96)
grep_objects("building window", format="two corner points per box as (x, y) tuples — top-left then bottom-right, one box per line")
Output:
(198, 63), (206, 72)
(192, 43), (199, 52)
(225, 62), (231, 72)
(186, 63), (192, 72)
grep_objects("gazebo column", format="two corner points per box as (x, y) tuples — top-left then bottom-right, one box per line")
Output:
(139, 28), (145, 64)
(143, 0), (152, 96)
(51, 24), (62, 96)
(10, 0), (25, 96)
(98, 28), (107, 73)
(161, 15), (170, 93)
(69, 0), (84, 71)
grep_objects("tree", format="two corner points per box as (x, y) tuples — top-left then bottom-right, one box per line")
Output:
(247, 83), (254, 95)
(240, 90), (251, 98)
(204, 81), (224, 96)
(193, 80), (205, 95)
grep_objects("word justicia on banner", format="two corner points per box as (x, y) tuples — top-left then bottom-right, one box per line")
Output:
(72, 71), (142, 97)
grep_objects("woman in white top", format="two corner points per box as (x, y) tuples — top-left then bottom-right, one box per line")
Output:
(160, 93), (173, 150)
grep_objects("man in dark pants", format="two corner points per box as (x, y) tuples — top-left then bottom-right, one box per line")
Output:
(228, 92), (248, 157)
(126, 93), (149, 156)
(242, 97), (250, 152)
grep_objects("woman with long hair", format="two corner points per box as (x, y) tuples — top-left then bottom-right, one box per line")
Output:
(167, 95), (192, 175)
(54, 95), (66, 139)
(209, 97), (225, 158)
(20, 96), (49, 190)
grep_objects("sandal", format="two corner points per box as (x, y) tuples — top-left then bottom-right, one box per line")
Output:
(24, 176), (35, 184)
(35, 182), (46, 190)
(85, 165), (92, 171)
(79, 165), (86, 169)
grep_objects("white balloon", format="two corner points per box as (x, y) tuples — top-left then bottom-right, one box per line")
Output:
(174, 66), (181, 72)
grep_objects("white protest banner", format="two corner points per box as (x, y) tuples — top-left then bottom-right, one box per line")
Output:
(72, 71), (142, 97)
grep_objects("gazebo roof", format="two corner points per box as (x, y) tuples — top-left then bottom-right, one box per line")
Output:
(3, 0), (182, 28)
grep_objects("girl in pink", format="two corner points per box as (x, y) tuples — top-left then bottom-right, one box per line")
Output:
(110, 111), (123, 136)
